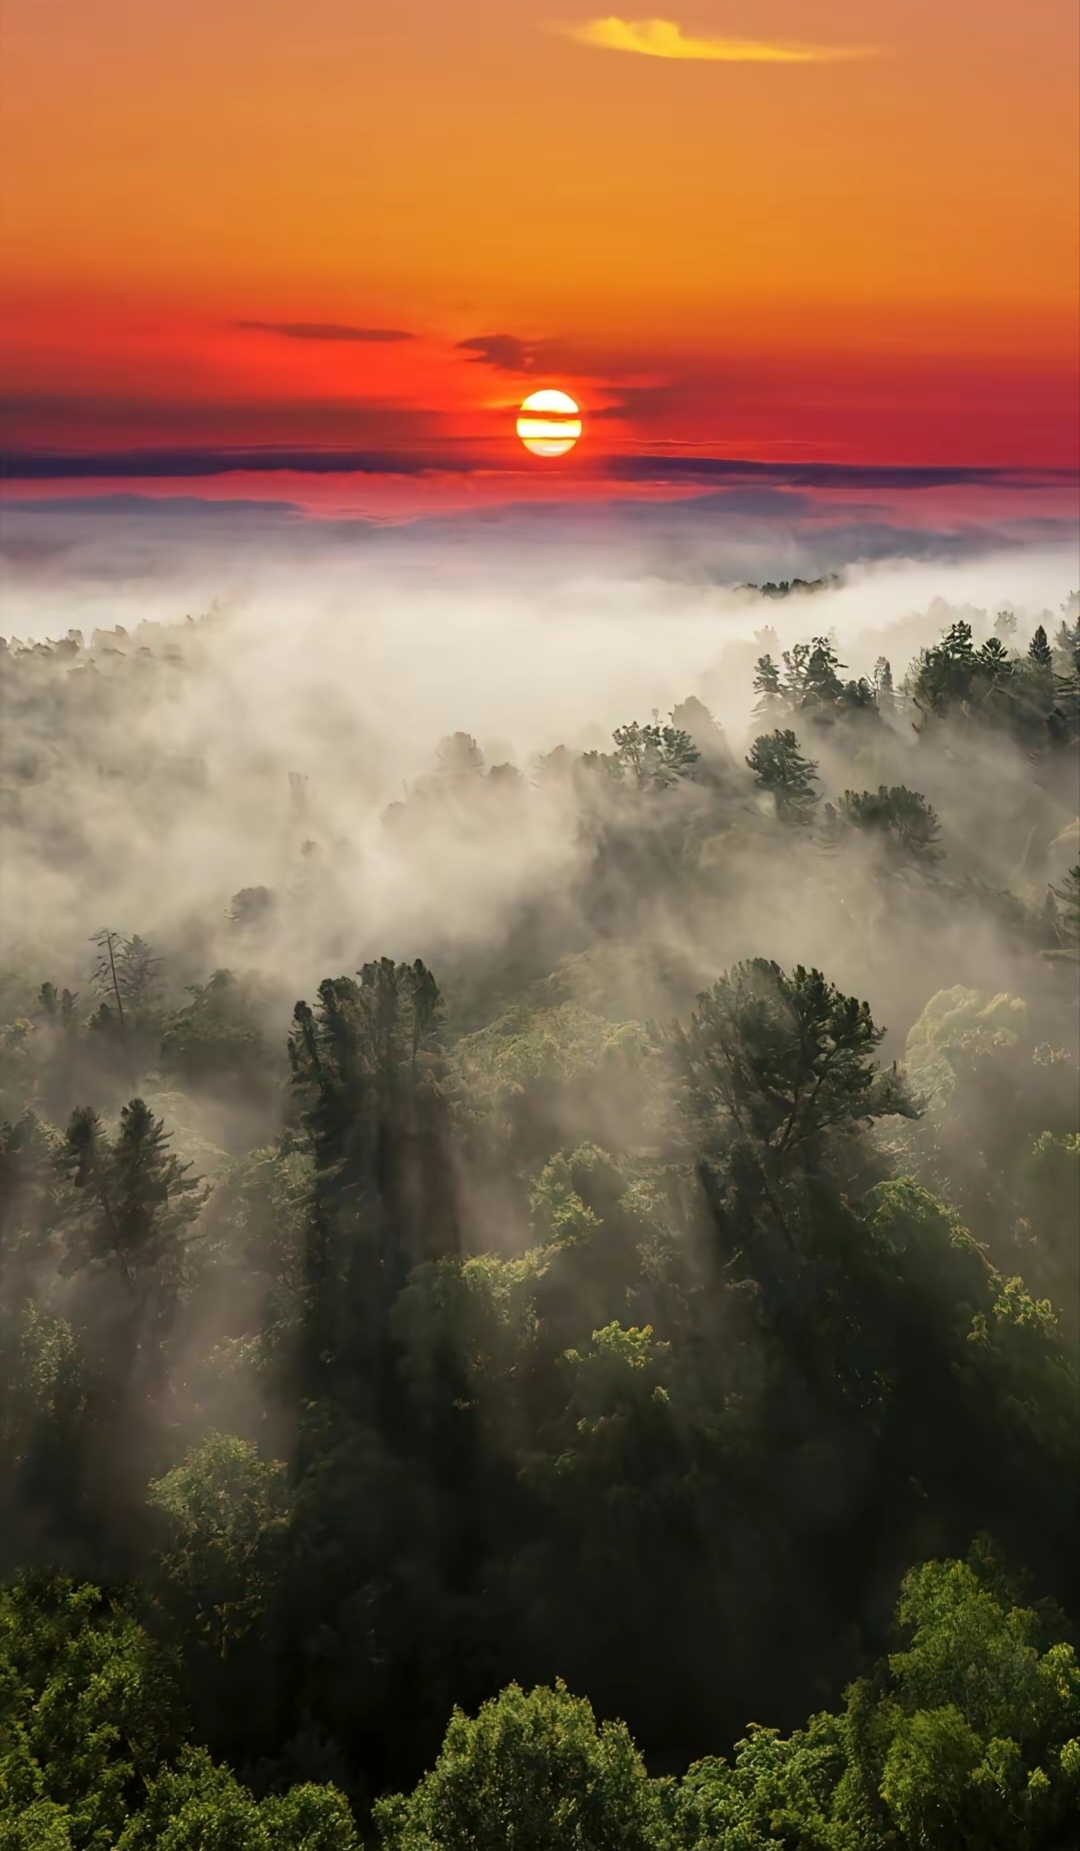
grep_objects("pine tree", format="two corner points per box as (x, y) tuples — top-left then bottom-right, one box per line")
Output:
(611, 721), (698, 790)
(746, 730), (819, 826)
(1028, 624), (1054, 668)
(53, 1102), (205, 1529)
(289, 958), (457, 1411)
(60, 1100), (204, 1322)
(873, 656), (895, 709)
(89, 930), (161, 1023)
(840, 786), (943, 865)
(751, 654), (787, 725)
(675, 959), (914, 1173)
(912, 619), (979, 718)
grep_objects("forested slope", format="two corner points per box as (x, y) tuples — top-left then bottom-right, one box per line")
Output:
(1, 601), (1078, 1845)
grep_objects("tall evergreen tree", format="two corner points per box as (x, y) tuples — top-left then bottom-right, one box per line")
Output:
(57, 1100), (206, 1535)
(873, 655), (895, 709)
(751, 654), (787, 725)
(1028, 623), (1054, 668)
(746, 730), (819, 825)
(611, 721), (698, 791)
(60, 1100), (203, 1320)
(289, 959), (458, 1411)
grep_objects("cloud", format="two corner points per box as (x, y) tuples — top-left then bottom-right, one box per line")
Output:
(457, 330), (623, 377)
(608, 456), (1078, 492)
(458, 334), (544, 373)
(0, 391), (448, 451)
(589, 382), (687, 420)
(236, 321), (414, 343)
(8, 495), (307, 520)
(456, 339), (691, 420)
(557, 17), (878, 63)
(2, 448), (1074, 495)
(0, 447), (471, 479)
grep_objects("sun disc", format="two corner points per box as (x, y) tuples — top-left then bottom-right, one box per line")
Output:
(517, 389), (581, 456)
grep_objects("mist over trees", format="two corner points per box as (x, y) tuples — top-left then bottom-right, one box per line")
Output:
(1, 587), (1078, 1844)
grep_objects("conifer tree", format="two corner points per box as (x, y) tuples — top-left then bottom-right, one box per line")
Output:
(60, 1100), (203, 1312)
(58, 1098), (205, 1467)
(610, 721), (698, 790)
(751, 654), (787, 725)
(289, 959), (457, 1410)
(873, 655), (895, 708)
(746, 729), (819, 825)
(1028, 623), (1054, 668)
(839, 785), (942, 865)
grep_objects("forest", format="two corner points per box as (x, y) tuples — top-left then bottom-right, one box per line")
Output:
(0, 588), (1078, 1848)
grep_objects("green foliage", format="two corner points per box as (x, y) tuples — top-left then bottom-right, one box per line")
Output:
(672, 1554), (1080, 1850)
(114, 1746), (358, 1850)
(0, 1306), (83, 1488)
(911, 619), (1067, 746)
(905, 986), (1027, 1086)
(835, 1557), (1080, 1849)
(0, 1578), (357, 1848)
(838, 786), (942, 865)
(371, 1556), (1080, 1850)
(780, 637), (877, 723)
(455, 1001), (662, 1157)
(676, 960), (914, 1165)
(1, 601), (1079, 1842)
(746, 730), (819, 825)
(0, 1798), (75, 1850)
(901, 988), (1080, 1329)
(194, 1144), (313, 1385)
(0, 1576), (183, 1849)
(912, 620), (981, 718)
(782, 637), (843, 710)
(611, 722), (699, 791)
(0, 1112), (62, 1274)
(1020, 1129), (1080, 1320)
(159, 973), (274, 1094)
(873, 656), (895, 705)
(374, 1680), (668, 1851)
(148, 1435), (289, 1660)
(1028, 625), (1054, 668)
(751, 654), (786, 725)
(288, 958), (457, 1401)
(59, 1099), (205, 1317)
(89, 932), (162, 1025)
(675, 1717), (849, 1849)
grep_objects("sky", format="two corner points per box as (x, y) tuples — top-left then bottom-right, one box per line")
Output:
(0, 0), (1078, 520)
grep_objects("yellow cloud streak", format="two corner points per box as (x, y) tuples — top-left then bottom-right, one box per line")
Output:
(560, 18), (877, 64)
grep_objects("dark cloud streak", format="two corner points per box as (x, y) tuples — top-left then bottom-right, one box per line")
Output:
(609, 456), (1078, 491)
(2, 448), (1074, 490)
(236, 321), (414, 343)
(0, 447), (469, 480)
(457, 333), (539, 372)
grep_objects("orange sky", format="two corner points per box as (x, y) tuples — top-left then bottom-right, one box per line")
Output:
(1, 0), (1078, 499)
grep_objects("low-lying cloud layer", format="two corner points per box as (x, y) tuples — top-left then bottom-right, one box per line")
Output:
(2, 505), (1076, 1051)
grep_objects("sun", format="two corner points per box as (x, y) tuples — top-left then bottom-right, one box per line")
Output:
(516, 388), (582, 457)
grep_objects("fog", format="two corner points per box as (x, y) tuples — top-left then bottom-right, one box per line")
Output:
(3, 502), (1076, 1012)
